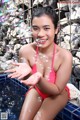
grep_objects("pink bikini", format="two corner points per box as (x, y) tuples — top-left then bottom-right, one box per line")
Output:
(26, 44), (70, 100)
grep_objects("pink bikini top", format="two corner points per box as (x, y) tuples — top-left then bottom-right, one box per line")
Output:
(32, 44), (56, 83)
(31, 44), (70, 99)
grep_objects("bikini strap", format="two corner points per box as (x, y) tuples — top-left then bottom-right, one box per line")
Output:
(51, 43), (56, 70)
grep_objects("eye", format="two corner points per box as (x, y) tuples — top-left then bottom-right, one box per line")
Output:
(32, 26), (39, 31)
(44, 27), (50, 31)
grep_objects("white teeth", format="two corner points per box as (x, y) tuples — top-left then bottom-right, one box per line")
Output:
(35, 38), (48, 43)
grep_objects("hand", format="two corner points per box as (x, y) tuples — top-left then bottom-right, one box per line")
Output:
(21, 72), (42, 86)
(5, 62), (32, 79)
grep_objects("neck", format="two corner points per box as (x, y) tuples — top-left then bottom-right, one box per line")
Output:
(38, 43), (55, 56)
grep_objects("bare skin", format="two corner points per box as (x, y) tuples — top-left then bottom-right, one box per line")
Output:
(5, 14), (72, 120)
(19, 88), (68, 120)
(18, 42), (72, 120)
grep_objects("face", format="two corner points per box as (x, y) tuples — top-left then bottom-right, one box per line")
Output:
(32, 15), (58, 47)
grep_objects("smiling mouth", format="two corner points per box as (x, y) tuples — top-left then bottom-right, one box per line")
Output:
(35, 38), (48, 44)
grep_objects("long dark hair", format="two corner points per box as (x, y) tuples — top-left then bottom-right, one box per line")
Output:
(32, 5), (59, 43)
(32, 5), (58, 29)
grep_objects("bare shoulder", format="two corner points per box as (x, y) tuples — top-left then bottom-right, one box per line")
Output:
(19, 43), (34, 55)
(19, 44), (31, 53)
(62, 48), (72, 59)
(18, 43), (36, 62)
(60, 47), (73, 63)
(54, 45), (72, 71)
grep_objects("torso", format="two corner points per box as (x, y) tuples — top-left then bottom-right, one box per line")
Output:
(19, 42), (64, 81)
(19, 42), (71, 98)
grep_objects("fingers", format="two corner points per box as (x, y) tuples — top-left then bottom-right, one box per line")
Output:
(8, 72), (21, 78)
(11, 62), (20, 66)
(5, 68), (16, 73)
(21, 76), (33, 85)
(18, 74), (27, 80)
(21, 80), (30, 85)
(7, 71), (27, 80)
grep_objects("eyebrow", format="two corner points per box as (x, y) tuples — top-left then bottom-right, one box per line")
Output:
(32, 25), (50, 27)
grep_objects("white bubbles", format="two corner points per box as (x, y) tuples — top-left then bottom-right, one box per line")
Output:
(45, 59), (49, 63)
(37, 96), (42, 102)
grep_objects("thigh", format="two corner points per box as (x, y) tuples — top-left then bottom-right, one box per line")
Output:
(19, 88), (43, 120)
(33, 90), (69, 120)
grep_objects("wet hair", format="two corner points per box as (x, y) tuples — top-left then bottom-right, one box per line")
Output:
(32, 5), (59, 29)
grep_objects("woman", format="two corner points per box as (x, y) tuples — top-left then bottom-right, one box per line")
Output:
(6, 6), (72, 120)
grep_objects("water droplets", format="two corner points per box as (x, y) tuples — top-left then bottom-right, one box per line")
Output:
(45, 59), (49, 63)
(37, 97), (42, 102)
(38, 52), (50, 63)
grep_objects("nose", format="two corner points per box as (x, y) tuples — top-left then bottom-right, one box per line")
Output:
(38, 29), (45, 37)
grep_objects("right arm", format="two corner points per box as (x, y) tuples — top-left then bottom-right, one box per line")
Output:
(5, 45), (32, 80)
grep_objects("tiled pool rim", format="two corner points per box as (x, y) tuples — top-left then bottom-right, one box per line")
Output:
(0, 74), (80, 120)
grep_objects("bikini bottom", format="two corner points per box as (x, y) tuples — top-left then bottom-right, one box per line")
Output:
(25, 86), (70, 100)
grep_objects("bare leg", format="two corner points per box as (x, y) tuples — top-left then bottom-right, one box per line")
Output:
(19, 88), (43, 120)
(33, 90), (68, 120)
